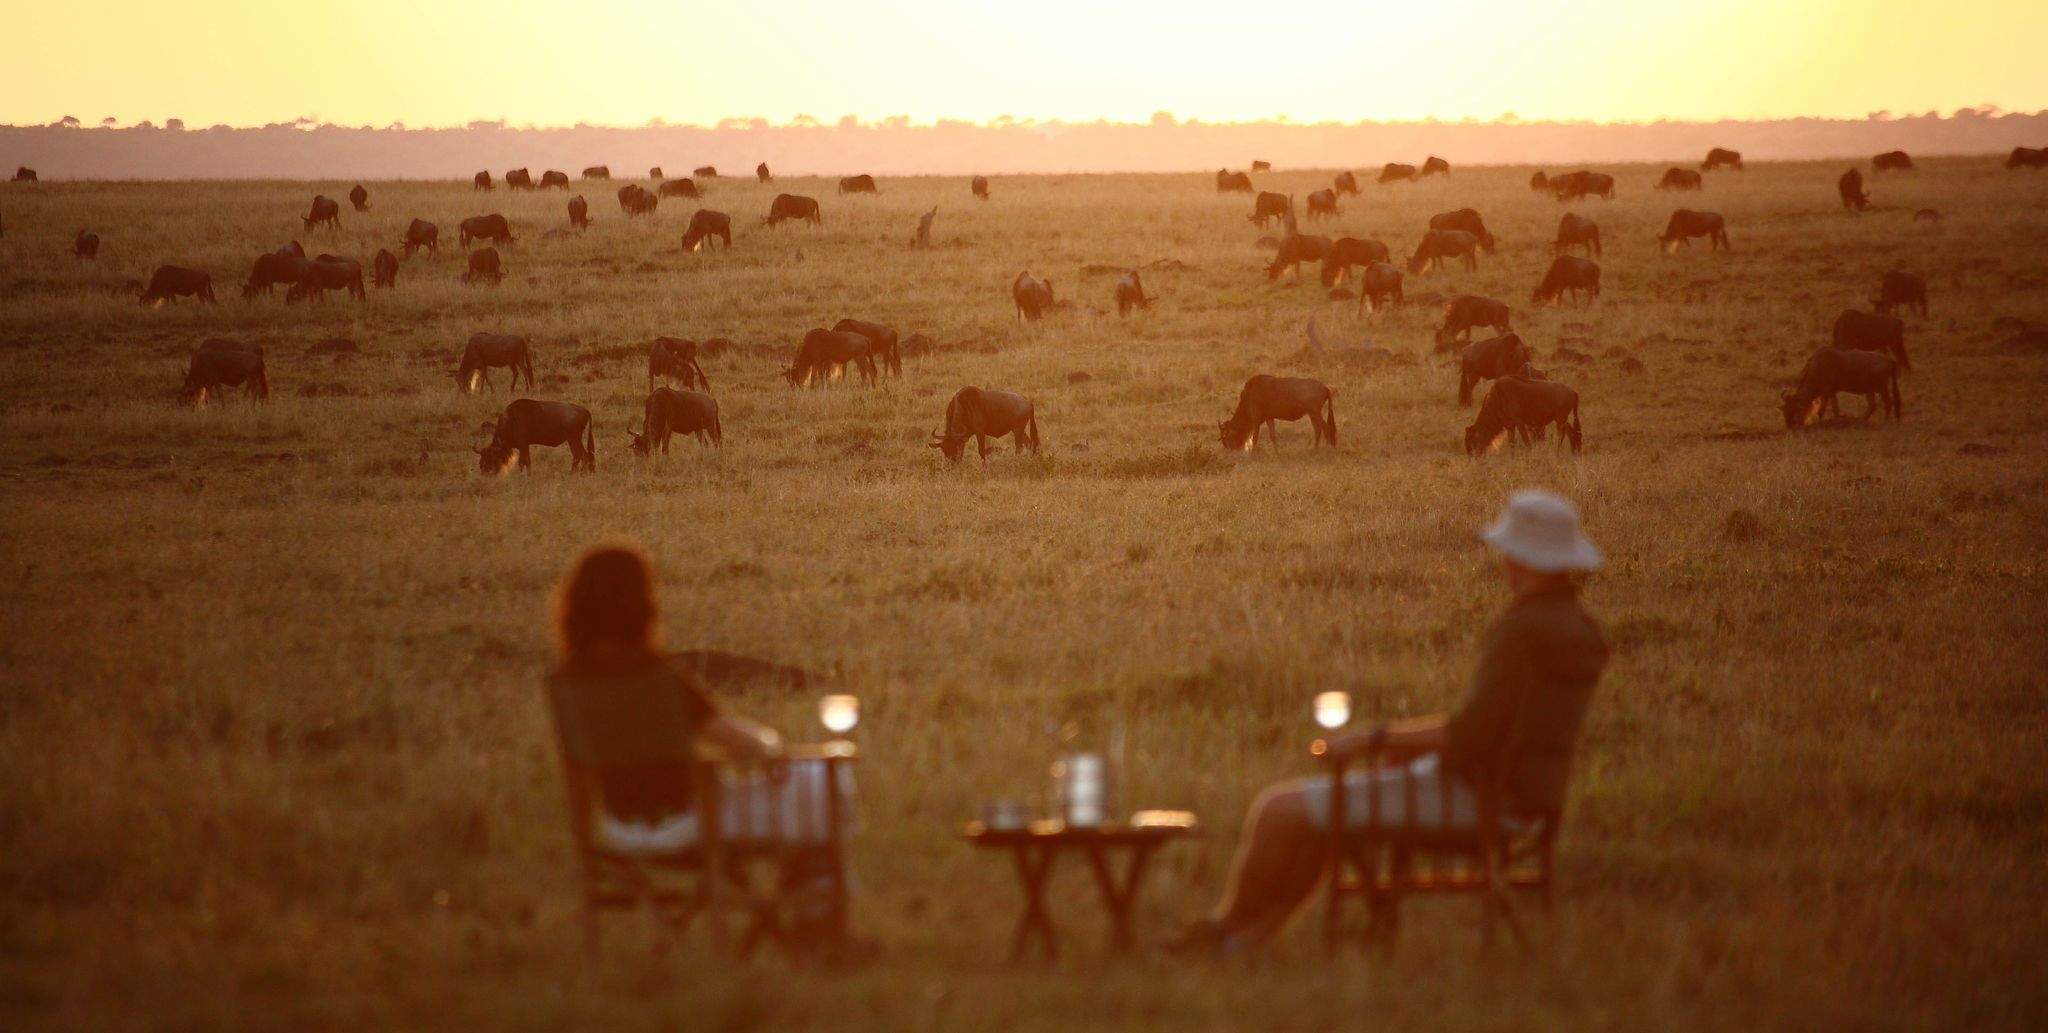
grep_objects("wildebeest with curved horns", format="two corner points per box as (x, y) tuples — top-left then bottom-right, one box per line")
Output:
(463, 248), (504, 286)
(568, 195), (590, 229)
(648, 337), (711, 392)
(680, 209), (732, 253)
(474, 170), (493, 191)
(348, 184), (369, 211)
(1421, 156), (1450, 177)
(783, 329), (876, 387)
(838, 174), (879, 195)
(373, 249), (398, 289)
(1333, 170), (1359, 196)
(1215, 169), (1253, 193)
(401, 218), (439, 256)
(303, 195), (341, 230)
(1467, 377), (1581, 455)
(505, 168), (532, 190)
(288, 255), (364, 303)
(658, 178), (701, 198)
(1407, 229), (1480, 275)
(1831, 309), (1910, 371)
(539, 170), (570, 190)
(756, 162), (772, 182)
(140, 265), (218, 306)
(583, 165), (610, 180)
(762, 193), (822, 227)
(1702, 148), (1744, 171)
(1304, 189), (1339, 221)
(1218, 375), (1335, 450)
(1248, 191), (1291, 228)
(972, 175), (990, 199)
(2007, 147), (2047, 169)
(1550, 170), (1616, 201)
(834, 318), (902, 377)
(618, 184), (657, 216)
(1874, 270), (1927, 318)
(1781, 348), (1900, 428)
(694, 165), (718, 178)
(1428, 209), (1495, 253)
(1354, 262), (1404, 314)
(930, 387), (1039, 463)
(629, 388), (721, 453)
(1434, 295), (1511, 351)
(1321, 236), (1392, 287)
(1872, 150), (1914, 172)
(242, 252), (308, 298)
(181, 340), (268, 405)
(1533, 256), (1600, 306)
(74, 230), (99, 260)
(1838, 168), (1868, 211)
(1013, 272), (1053, 321)
(1553, 213), (1601, 257)
(455, 333), (534, 393)
(477, 400), (593, 474)
(1657, 168), (1703, 191)
(1115, 271), (1152, 315)
(1659, 209), (1730, 251)
(1267, 233), (1332, 279)
(459, 213), (514, 248)
(1379, 162), (1417, 183)
(1458, 332), (1531, 405)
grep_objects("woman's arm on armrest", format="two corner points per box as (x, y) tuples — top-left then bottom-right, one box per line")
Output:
(700, 714), (784, 763)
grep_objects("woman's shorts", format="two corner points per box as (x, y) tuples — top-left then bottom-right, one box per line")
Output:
(599, 757), (857, 855)
(1299, 754), (1529, 833)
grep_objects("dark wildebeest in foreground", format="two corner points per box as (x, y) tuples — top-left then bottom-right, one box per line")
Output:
(456, 333), (533, 393)
(1333, 170), (1359, 196)
(1304, 189), (1339, 220)
(1267, 233), (1333, 279)
(1435, 295), (1512, 350)
(505, 168), (533, 190)
(680, 209), (732, 252)
(1458, 332), (1532, 405)
(971, 175), (990, 199)
(1248, 191), (1291, 228)
(1321, 236), (1392, 287)
(929, 387), (1039, 462)
(401, 218), (439, 256)
(74, 230), (99, 259)
(460, 214), (514, 248)
(1013, 272), (1053, 321)
(474, 171), (493, 191)
(348, 184), (369, 211)
(373, 248), (398, 289)
(583, 165), (610, 180)
(181, 339), (268, 405)
(1658, 209), (1730, 252)
(1115, 271), (1153, 315)
(834, 318), (902, 377)
(1532, 256), (1600, 306)
(1657, 168), (1703, 191)
(1781, 348), (1901, 428)
(1831, 309), (1911, 370)
(783, 329), (877, 387)
(694, 165), (717, 178)
(618, 184), (657, 215)
(1251, 160), (1272, 172)
(1874, 270), (1928, 317)
(1553, 213), (1601, 256)
(464, 248), (504, 286)
(288, 255), (365, 303)
(762, 193), (822, 227)
(1872, 150), (1914, 172)
(1429, 208), (1495, 253)
(1216, 169), (1254, 193)
(1421, 156), (1450, 177)
(1529, 170), (1550, 192)
(1218, 375), (1336, 450)
(242, 252), (308, 298)
(2007, 147), (2047, 169)
(13, 167), (36, 182)
(1467, 377), (1582, 455)
(838, 174), (879, 194)
(1379, 162), (1417, 183)
(648, 337), (711, 391)
(658, 178), (700, 198)
(140, 265), (218, 306)
(1354, 262), (1405, 313)
(568, 195), (590, 229)
(1550, 170), (1616, 201)
(539, 170), (570, 190)
(1839, 168), (1869, 211)
(1407, 229), (1480, 274)
(628, 388), (721, 453)
(303, 195), (341, 230)
(756, 162), (772, 182)
(477, 400), (594, 474)
(1702, 148), (1743, 171)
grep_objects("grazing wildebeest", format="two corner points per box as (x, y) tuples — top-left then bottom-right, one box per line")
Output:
(474, 170), (494, 191)
(1458, 332), (1532, 405)
(1114, 271), (1152, 315)
(1702, 148), (1743, 171)
(1218, 375), (1336, 450)
(1421, 156), (1450, 177)
(762, 193), (822, 227)
(929, 387), (1039, 462)
(373, 248), (398, 289)
(477, 400), (594, 474)
(619, 184), (658, 216)
(539, 170), (570, 190)
(401, 218), (439, 256)
(1532, 256), (1600, 306)
(756, 162), (771, 182)
(456, 333), (533, 393)
(459, 214), (514, 248)
(288, 255), (365, 303)
(680, 209), (732, 252)
(241, 252), (308, 298)
(1267, 233), (1333, 279)
(1529, 170), (1550, 191)
(1406, 229), (1480, 274)
(348, 184), (369, 211)
(1354, 262), (1405, 314)
(971, 174), (990, 199)
(508, 168), (537, 190)
(140, 265), (218, 306)
(1251, 159), (1272, 172)
(1831, 309), (1910, 370)
(1378, 163), (1417, 183)
(1428, 209), (1495, 253)
(181, 340), (268, 405)
(649, 167), (663, 180)
(1216, 169), (1254, 193)
(1304, 189), (1339, 220)
(833, 318), (902, 377)
(73, 230), (99, 259)
(1320, 236), (1392, 287)
(1872, 150), (1914, 172)
(2007, 147), (2047, 169)
(1333, 170), (1359, 196)
(1838, 168), (1869, 211)
(628, 388), (721, 453)
(648, 337), (710, 391)
(464, 248), (504, 286)
(783, 329), (877, 387)
(694, 165), (717, 178)
(303, 195), (341, 230)
(583, 165), (610, 180)
(567, 195), (590, 229)
(1658, 209), (1730, 252)
(1874, 270), (1928, 317)
(1467, 377), (1582, 455)
(838, 174), (879, 195)
(1434, 295), (1512, 350)
(1781, 348), (1901, 427)
(658, 178), (700, 198)
(1013, 272), (1053, 321)
(1248, 191), (1292, 228)
(13, 167), (37, 182)
(1553, 213), (1601, 256)
(1657, 168), (1703, 191)
(1550, 170), (1615, 201)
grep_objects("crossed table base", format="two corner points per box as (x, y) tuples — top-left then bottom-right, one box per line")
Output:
(963, 821), (1196, 963)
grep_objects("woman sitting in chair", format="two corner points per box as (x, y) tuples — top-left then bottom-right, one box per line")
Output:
(1175, 489), (1610, 953)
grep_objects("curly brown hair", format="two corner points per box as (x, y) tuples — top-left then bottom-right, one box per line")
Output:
(553, 545), (659, 675)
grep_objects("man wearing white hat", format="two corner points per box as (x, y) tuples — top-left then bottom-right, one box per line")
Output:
(1172, 489), (1610, 953)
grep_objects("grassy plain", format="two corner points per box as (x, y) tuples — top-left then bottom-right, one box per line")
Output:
(1, 158), (2045, 1031)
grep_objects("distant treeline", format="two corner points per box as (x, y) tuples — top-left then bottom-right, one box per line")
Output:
(3, 112), (2044, 180)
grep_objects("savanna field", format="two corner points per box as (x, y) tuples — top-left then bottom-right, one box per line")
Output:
(1, 158), (2045, 1031)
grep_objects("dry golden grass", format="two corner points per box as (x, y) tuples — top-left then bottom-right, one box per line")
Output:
(1, 159), (2045, 1031)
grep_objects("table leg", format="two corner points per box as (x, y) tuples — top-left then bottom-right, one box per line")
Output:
(1084, 842), (1159, 952)
(1009, 844), (1059, 963)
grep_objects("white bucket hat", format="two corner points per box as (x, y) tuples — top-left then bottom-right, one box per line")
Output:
(1480, 490), (1601, 572)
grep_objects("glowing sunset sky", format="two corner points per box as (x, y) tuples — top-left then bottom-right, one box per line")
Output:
(9, 0), (2041, 128)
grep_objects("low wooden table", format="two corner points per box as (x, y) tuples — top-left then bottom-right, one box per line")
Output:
(962, 819), (1197, 962)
